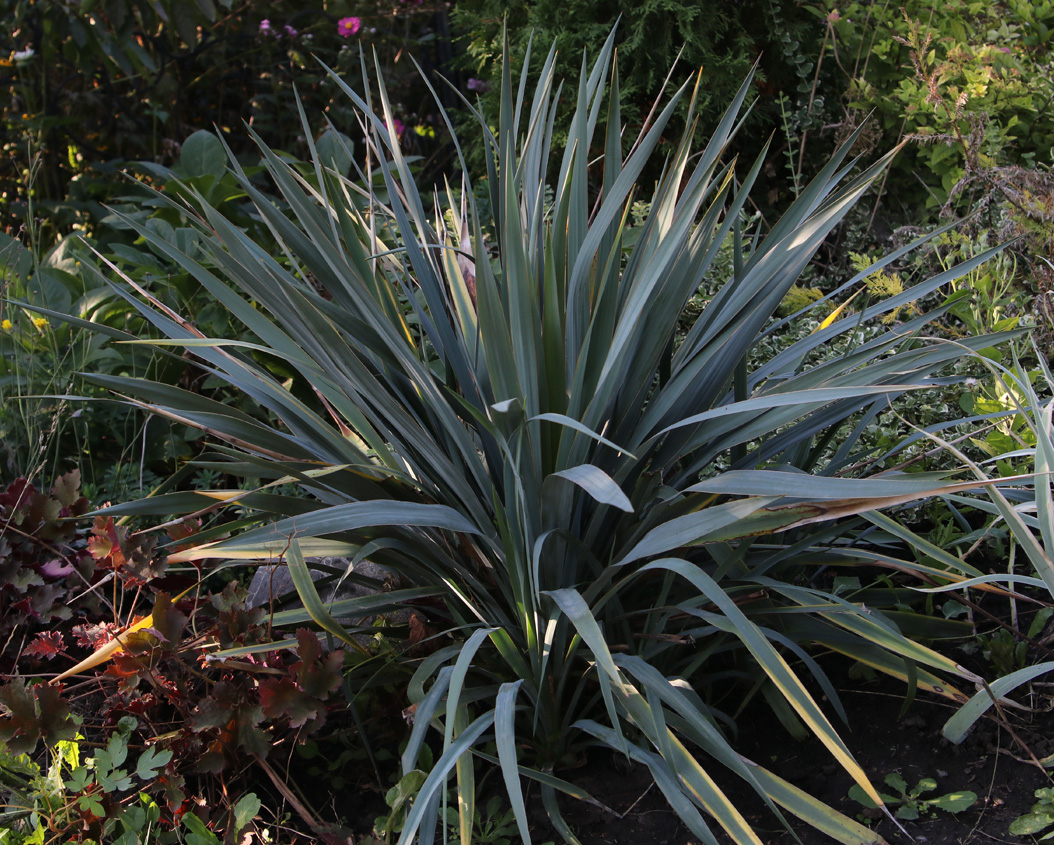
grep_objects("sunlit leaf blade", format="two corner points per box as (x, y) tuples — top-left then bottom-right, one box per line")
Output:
(285, 541), (369, 652)
(636, 560), (885, 807)
(168, 501), (483, 562)
(943, 662), (1054, 744)
(51, 613), (158, 684)
(746, 763), (886, 845)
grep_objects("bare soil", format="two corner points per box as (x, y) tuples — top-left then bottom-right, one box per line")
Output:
(518, 675), (1053, 845)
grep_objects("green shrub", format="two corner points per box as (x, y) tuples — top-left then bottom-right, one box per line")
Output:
(1, 0), (449, 244)
(813, 1), (1054, 347)
(451, 0), (826, 182)
(823, 0), (1054, 215)
(85, 29), (1017, 844)
(776, 284), (826, 318)
(0, 223), (164, 484)
(1, 0), (461, 488)
(1, 125), (344, 489)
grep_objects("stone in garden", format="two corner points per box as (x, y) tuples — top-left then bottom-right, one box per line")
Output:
(245, 556), (408, 628)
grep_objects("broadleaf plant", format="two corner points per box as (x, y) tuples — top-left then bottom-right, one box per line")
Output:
(82, 29), (1015, 845)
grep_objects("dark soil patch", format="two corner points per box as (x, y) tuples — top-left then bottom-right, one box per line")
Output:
(522, 675), (1053, 845)
(522, 753), (697, 844)
(722, 683), (1053, 845)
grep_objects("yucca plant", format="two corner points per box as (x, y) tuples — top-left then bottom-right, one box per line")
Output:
(78, 31), (1022, 844)
(867, 338), (1054, 748)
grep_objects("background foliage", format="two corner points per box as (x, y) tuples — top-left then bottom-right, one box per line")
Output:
(1, 0), (453, 244)
(452, 0), (827, 182)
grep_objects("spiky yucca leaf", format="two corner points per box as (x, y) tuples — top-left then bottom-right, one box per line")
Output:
(86, 31), (1016, 845)
(850, 340), (1054, 746)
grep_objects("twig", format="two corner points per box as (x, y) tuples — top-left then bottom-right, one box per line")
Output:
(252, 753), (329, 837)
(618, 783), (654, 820)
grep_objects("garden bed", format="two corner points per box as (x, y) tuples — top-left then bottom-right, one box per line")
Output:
(517, 674), (1052, 845)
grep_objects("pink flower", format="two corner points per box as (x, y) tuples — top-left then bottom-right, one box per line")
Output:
(338, 16), (362, 37)
(284, 25), (298, 38)
(259, 19), (273, 34)
(392, 118), (405, 139)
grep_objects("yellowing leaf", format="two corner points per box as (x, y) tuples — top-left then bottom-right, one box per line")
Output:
(50, 614), (156, 684)
(815, 286), (864, 332)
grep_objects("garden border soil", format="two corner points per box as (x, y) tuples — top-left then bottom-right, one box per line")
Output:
(514, 673), (1053, 845)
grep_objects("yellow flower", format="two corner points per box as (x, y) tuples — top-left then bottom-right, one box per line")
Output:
(1, 319), (11, 331)
(32, 317), (48, 330)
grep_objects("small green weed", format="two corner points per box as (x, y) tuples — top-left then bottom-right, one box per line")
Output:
(465, 796), (521, 845)
(366, 760), (527, 845)
(368, 767), (429, 844)
(850, 772), (978, 821)
(1011, 787), (1054, 839)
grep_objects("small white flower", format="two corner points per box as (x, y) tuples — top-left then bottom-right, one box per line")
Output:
(12, 48), (34, 62)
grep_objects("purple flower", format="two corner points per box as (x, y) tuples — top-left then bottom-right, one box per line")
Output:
(259, 19), (273, 34)
(338, 16), (362, 37)
(467, 77), (489, 93)
(392, 118), (405, 139)
(284, 24), (298, 38)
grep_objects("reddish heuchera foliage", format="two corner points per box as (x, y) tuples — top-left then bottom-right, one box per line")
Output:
(23, 631), (65, 661)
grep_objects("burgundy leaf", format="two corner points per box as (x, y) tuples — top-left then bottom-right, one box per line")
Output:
(24, 631), (65, 661)
(259, 677), (323, 728)
(293, 629), (344, 699)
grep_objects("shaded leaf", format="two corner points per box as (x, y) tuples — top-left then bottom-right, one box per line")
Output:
(180, 130), (226, 179)
(552, 464), (633, 512)
(0, 678), (76, 754)
(259, 677), (323, 728)
(136, 745), (174, 780)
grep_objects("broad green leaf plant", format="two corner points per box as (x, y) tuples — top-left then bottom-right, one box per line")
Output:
(84, 30), (1016, 845)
